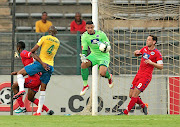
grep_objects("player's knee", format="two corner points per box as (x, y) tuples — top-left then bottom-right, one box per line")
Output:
(12, 83), (18, 90)
(81, 63), (87, 69)
(12, 84), (16, 90)
(100, 71), (106, 77)
(17, 68), (27, 76)
(40, 85), (46, 91)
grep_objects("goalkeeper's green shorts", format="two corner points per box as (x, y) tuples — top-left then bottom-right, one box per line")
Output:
(87, 53), (110, 67)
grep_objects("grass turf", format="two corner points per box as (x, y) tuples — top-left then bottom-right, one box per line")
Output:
(0, 115), (180, 127)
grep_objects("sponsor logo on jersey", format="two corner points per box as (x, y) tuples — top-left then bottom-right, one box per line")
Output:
(143, 53), (150, 60)
(150, 52), (155, 55)
(91, 39), (99, 44)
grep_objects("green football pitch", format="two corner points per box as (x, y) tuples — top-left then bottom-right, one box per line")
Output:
(0, 115), (179, 127)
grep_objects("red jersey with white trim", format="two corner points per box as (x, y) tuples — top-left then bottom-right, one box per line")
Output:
(137, 46), (163, 77)
(20, 50), (41, 79)
(20, 50), (33, 66)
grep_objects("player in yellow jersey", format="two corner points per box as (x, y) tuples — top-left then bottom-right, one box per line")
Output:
(13, 26), (60, 115)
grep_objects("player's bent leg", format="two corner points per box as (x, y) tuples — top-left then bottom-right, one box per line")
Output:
(12, 82), (26, 113)
(80, 61), (91, 96)
(99, 65), (114, 88)
(13, 68), (28, 99)
(27, 88), (36, 102)
(81, 60), (92, 69)
(12, 82), (19, 94)
(17, 68), (28, 76)
(123, 88), (141, 115)
(28, 88), (54, 115)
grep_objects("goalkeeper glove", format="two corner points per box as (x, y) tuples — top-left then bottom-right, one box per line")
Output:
(80, 54), (88, 63)
(14, 52), (19, 58)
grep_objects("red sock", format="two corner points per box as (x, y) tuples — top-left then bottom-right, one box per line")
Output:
(124, 97), (138, 114)
(137, 97), (145, 108)
(17, 96), (25, 107)
(33, 98), (49, 112)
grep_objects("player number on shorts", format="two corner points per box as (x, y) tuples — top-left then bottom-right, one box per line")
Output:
(47, 45), (54, 55)
(137, 83), (142, 88)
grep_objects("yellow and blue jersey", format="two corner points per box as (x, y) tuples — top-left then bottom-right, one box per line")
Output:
(37, 35), (60, 66)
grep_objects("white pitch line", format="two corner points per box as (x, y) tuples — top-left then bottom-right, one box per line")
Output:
(111, 119), (158, 121)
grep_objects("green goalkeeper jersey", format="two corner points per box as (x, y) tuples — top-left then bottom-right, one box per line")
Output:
(81, 30), (110, 57)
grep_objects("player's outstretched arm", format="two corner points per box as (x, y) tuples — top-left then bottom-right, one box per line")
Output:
(30, 44), (39, 53)
(30, 53), (50, 71)
(134, 50), (142, 57)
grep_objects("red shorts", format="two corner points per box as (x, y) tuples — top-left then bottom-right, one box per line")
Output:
(24, 76), (41, 92)
(131, 74), (151, 92)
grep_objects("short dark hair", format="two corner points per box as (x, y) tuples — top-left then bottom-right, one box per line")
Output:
(149, 35), (157, 43)
(17, 41), (25, 49)
(86, 21), (94, 25)
(42, 11), (47, 15)
(75, 12), (81, 16)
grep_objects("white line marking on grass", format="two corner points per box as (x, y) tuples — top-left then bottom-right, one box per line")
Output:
(112, 119), (158, 121)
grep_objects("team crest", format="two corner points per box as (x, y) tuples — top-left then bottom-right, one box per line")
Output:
(91, 39), (99, 44)
(143, 53), (150, 60)
(96, 35), (99, 37)
(150, 52), (155, 55)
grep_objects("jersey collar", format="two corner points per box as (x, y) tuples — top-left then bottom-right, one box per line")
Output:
(88, 30), (96, 35)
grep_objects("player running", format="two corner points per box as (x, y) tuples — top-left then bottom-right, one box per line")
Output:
(118, 35), (163, 115)
(80, 21), (113, 96)
(12, 41), (54, 115)
(13, 26), (60, 116)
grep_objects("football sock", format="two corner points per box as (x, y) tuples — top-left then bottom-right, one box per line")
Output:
(17, 96), (25, 108)
(81, 68), (89, 86)
(37, 91), (46, 113)
(137, 97), (145, 108)
(17, 74), (25, 91)
(105, 71), (111, 79)
(83, 81), (88, 87)
(124, 97), (138, 114)
(33, 98), (49, 112)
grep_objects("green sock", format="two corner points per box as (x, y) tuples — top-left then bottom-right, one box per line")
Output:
(81, 68), (89, 86)
(105, 71), (111, 79)
(83, 80), (88, 87)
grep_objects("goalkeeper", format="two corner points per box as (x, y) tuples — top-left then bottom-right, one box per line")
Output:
(80, 21), (113, 96)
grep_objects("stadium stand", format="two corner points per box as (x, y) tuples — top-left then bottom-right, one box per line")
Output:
(0, 0), (179, 75)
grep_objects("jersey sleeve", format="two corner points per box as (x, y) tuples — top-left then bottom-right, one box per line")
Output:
(139, 47), (145, 54)
(156, 51), (163, 64)
(81, 33), (88, 50)
(100, 31), (110, 44)
(37, 36), (45, 46)
(20, 51), (31, 59)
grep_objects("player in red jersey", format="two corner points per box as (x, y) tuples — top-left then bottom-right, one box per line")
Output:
(11, 41), (54, 115)
(118, 35), (163, 115)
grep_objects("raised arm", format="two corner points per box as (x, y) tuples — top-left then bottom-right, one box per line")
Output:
(134, 50), (142, 57)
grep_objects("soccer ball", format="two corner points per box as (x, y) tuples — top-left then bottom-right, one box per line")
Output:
(0, 88), (11, 105)
(99, 42), (111, 53)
